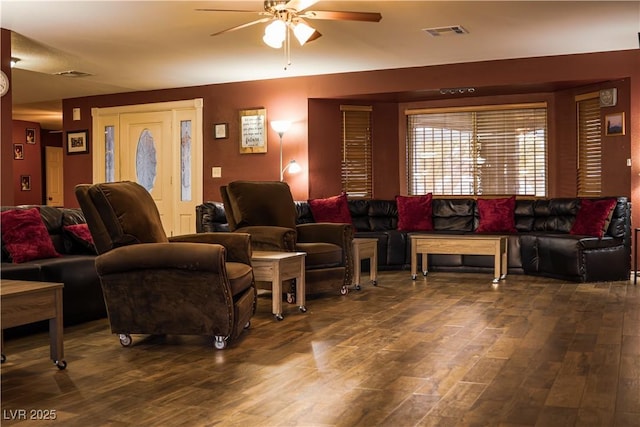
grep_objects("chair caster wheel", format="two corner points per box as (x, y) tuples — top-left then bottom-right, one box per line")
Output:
(372, 280), (378, 286)
(340, 286), (349, 295)
(275, 314), (284, 321)
(244, 320), (251, 329)
(299, 306), (307, 313)
(55, 360), (67, 370)
(1, 354), (5, 363)
(214, 336), (227, 350)
(286, 293), (295, 304)
(119, 334), (132, 347)
(411, 274), (417, 280)
(355, 284), (361, 290)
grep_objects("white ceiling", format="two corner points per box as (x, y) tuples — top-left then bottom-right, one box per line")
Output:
(2, 0), (639, 130)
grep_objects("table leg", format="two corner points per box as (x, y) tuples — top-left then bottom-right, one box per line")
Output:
(50, 288), (65, 369)
(272, 268), (283, 321)
(296, 257), (306, 313)
(501, 239), (508, 279)
(411, 238), (417, 280)
(353, 245), (362, 290)
(371, 246), (378, 285)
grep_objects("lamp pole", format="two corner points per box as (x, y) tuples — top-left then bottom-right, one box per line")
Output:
(271, 120), (291, 181)
(278, 131), (285, 181)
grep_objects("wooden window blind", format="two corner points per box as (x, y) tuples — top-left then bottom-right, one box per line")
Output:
(341, 105), (373, 198)
(406, 103), (547, 196)
(576, 93), (602, 197)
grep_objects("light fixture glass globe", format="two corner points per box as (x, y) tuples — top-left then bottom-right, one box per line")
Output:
(263, 20), (286, 48)
(293, 22), (315, 45)
(287, 160), (302, 174)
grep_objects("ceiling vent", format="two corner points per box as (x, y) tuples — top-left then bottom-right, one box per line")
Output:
(423, 25), (468, 37)
(55, 70), (92, 78)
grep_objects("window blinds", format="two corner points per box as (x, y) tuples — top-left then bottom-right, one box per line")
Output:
(341, 106), (373, 198)
(406, 104), (547, 196)
(576, 94), (602, 197)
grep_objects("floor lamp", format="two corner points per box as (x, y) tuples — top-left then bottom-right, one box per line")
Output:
(271, 120), (301, 181)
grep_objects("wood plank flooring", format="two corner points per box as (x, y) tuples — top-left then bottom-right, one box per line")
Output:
(1, 271), (639, 426)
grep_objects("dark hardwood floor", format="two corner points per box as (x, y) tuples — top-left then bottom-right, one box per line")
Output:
(2, 271), (639, 426)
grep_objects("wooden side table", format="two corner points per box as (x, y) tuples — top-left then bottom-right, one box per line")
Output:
(1, 280), (66, 369)
(352, 238), (378, 289)
(251, 251), (307, 321)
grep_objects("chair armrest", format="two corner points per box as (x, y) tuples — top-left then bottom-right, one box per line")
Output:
(95, 242), (226, 276)
(235, 226), (297, 251)
(170, 232), (252, 265)
(297, 223), (354, 248)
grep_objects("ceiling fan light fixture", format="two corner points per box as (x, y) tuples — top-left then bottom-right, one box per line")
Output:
(293, 21), (316, 45)
(263, 19), (286, 48)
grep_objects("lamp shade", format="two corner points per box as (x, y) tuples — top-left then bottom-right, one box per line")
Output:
(271, 120), (291, 134)
(287, 160), (302, 174)
(293, 22), (315, 45)
(263, 20), (286, 49)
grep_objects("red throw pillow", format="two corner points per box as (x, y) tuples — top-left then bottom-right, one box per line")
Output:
(308, 193), (352, 223)
(570, 198), (617, 238)
(396, 194), (433, 231)
(64, 223), (96, 253)
(476, 196), (517, 233)
(0, 208), (60, 263)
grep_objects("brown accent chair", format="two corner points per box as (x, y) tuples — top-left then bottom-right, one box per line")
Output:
(220, 181), (354, 297)
(75, 181), (256, 350)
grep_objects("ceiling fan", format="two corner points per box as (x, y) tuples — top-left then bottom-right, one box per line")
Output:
(197, 1), (382, 53)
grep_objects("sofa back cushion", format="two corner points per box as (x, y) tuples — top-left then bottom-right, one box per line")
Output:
(532, 199), (579, 233)
(433, 199), (475, 231)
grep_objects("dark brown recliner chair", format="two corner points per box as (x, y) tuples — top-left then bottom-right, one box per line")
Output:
(220, 181), (354, 297)
(75, 181), (256, 350)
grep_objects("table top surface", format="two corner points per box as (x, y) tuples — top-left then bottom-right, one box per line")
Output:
(353, 237), (378, 243)
(1, 280), (64, 297)
(252, 251), (306, 261)
(410, 234), (507, 241)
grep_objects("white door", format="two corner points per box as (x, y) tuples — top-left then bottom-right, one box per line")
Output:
(45, 146), (64, 206)
(120, 111), (174, 234)
(92, 99), (203, 237)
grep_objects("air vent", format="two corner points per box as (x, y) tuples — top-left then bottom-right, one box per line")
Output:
(55, 70), (92, 78)
(423, 25), (468, 37)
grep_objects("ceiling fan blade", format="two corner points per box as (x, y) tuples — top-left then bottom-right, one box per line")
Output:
(210, 17), (272, 36)
(196, 8), (261, 13)
(284, 0), (319, 12)
(302, 10), (382, 22)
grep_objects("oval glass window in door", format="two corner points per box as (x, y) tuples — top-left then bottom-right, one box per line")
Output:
(136, 129), (157, 192)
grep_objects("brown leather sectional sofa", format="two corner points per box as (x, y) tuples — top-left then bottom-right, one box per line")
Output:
(197, 197), (631, 283)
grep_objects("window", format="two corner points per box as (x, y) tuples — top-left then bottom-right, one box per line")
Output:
(341, 105), (373, 198)
(576, 93), (601, 197)
(406, 104), (547, 196)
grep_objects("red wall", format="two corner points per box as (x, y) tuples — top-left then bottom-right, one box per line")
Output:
(1, 28), (13, 205)
(11, 120), (42, 205)
(53, 49), (638, 222)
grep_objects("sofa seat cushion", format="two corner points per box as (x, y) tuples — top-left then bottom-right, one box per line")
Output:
(0, 262), (43, 281)
(296, 242), (343, 269)
(225, 262), (254, 297)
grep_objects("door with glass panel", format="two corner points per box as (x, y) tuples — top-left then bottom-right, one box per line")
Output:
(92, 100), (203, 237)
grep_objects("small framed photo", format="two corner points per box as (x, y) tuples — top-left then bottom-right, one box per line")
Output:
(214, 123), (228, 139)
(20, 175), (31, 191)
(67, 130), (90, 154)
(605, 112), (625, 136)
(13, 144), (24, 160)
(26, 128), (36, 144)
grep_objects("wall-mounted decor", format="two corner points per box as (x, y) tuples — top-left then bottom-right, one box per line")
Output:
(214, 123), (228, 139)
(26, 128), (36, 144)
(239, 108), (267, 153)
(20, 175), (31, 191)
(13, 144), (24, 160)
(605, 112), (625, 136)
(67, 130), (90, 154)
(599, 88), (617, 107)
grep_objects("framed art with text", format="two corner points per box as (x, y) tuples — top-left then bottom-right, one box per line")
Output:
(239, 108), (266, 153)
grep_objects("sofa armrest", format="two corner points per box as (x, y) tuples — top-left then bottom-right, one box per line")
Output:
(297, 223), (354, 248)
(234, 225), (297, 251)
(95, 242), (226, 276)
(169, 232), (252, 265)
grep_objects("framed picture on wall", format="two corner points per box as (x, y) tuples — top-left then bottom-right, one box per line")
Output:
(605, 112), (625, 136)
(13, 144), (24, 160)
(239, 108), (267, 153)
(214, 123), (228, 139)
(67, 130), (90, 154)
(26, 128), (36, 144)
(20, 175), (31, 191)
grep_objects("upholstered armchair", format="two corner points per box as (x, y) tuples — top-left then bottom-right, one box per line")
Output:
(220, 181), (354, 297)
(75, 181), (256, 350)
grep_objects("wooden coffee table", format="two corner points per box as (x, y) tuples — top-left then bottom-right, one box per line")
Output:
(251, 251), (307, 321)
(1, 280), (66, 369)
(352, 238), (378, 289)
(410, 234), (508, 283)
